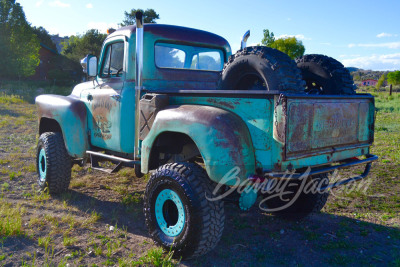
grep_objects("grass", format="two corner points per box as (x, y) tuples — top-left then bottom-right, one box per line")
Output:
(0, 199), (25, 237)
(0, 84), (398, 266)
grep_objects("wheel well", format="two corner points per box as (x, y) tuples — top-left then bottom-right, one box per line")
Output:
(39, 118), (62, 134)
(148, 132), (201, 170)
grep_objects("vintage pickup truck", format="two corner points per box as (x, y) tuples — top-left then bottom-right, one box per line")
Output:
(35, 12), (377, 258)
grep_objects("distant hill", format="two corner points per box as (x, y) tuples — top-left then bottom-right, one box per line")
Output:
(50, 34), (69, 53)
(346, 67), (361, 73)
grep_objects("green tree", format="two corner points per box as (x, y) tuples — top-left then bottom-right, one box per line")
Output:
(261, 29), (275, 47)
(387, 71), (400, 86)
(0, 0), (40, 78)
(120, 8), (159, 26)
(261, 29), (305, 59)
(376, 74), (385, 89)
(32, 26), (57, 51)
(61, 29), (107, 62)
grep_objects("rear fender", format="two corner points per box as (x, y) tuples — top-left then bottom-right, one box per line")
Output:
(141, 105), (256, 186)
(36, 94), (88, 158)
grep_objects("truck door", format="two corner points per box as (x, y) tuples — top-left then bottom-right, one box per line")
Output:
(86, 38), (126, 152)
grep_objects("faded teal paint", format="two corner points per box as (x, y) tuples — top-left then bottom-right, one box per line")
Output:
(38, 148), (46, 181)
(239, 187), (258, 211)
(155, 189), (185, 237)
(169, 96), (274, 171)
(164, 95), (375, 174)
(36, 95), (88, 158)
(141, 105), (256, 185)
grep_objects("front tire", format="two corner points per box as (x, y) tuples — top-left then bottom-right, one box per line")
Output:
(36, 132), (71, 194)
(143, 162), (224, 259)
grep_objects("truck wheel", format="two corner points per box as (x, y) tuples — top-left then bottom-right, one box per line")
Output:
(295, 54), (355, 95)
(143, 162), (224, 259)
(36, 132), (71, 194)
(262, 173), (330, 220)
(218, 46), (305, 93)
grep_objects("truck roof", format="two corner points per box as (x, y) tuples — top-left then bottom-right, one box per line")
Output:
(109, 24), (231, 54)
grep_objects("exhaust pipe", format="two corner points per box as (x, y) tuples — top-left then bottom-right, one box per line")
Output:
(241, 30), (250, 50)
(134, 11), (143, 159)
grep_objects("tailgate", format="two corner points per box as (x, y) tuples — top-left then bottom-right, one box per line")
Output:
(273, 94), (375, 160)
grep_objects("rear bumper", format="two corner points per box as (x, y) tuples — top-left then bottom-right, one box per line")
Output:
(264, 154), (378, 190)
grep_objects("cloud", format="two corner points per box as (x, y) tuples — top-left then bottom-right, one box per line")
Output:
(340, 53), (400, 70)
(36, 0), (44, 7)
(348, 42), (400, 49)
(87, 22), (119, 33)
(49, 1), (70, 8)
(86, 3), (93, 8)
(277, 34), (311, 41)
(377, 32), (398, 38)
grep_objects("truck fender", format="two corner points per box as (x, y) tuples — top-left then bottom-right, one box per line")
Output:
(141, 105), (256, 186)
(36, 94), (88, 158)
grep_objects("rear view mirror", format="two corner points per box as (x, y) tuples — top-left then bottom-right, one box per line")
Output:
(80, 54), (97, 77)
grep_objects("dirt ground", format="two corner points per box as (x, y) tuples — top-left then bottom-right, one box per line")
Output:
(0, 95), (399, 266)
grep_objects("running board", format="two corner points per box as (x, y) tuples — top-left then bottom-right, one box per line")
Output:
(86, 150), (140, 174)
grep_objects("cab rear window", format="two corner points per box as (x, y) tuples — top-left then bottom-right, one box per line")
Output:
(155, 43), (223, 71)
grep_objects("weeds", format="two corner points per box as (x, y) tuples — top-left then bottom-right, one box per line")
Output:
(0, 200), (25, 237)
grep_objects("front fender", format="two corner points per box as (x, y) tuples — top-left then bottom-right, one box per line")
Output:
(36, 94), (88, 158)
(141, 105), (256, 186)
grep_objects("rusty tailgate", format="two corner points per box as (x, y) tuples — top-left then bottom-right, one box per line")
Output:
(274, 94), (375, 161)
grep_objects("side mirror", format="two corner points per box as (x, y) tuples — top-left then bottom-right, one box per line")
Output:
(80, 54), (97, 77)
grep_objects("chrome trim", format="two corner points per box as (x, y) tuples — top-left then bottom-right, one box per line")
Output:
(135, 11), (144, 159)
(241, 30), (250, 50)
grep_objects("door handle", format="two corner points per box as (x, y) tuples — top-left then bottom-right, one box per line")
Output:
(87, 94), (93, 101)
(111, 94), (121, 101)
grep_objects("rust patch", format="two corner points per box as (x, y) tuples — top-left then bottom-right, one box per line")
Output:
(91, 95), (116, 140)
(206, 98), (235, 109)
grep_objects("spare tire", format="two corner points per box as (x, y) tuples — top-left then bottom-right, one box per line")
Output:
(218, 46), (305, 93)
(296, 54), (355, 95)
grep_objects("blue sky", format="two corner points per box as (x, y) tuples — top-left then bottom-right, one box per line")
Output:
(17, 0), (400, 70)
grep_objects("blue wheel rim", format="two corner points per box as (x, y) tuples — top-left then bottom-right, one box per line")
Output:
(155, 189), (185, 237)
(38, 148), (47, 181)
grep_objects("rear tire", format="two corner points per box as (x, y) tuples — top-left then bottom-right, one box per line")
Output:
(296, 54), (355, 95)
(262, 173), (330, 220)
(36, 132), (71, 194)
(143, 162), (224, 259)
(218, 46), (305, 93)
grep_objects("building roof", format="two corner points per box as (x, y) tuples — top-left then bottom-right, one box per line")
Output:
(40, 43), (59, 55)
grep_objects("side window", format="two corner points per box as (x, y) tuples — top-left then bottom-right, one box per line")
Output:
(101, 42), (124, 77)
(155, 45), (185, 68)
(190, 52), (222, 71)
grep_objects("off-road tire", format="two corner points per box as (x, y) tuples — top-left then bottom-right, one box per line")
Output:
(296, 54), (355, 95)
(143, 162), (225, 259)
(218, 46), (305, 93)
(36, 132), (71, 194)
(262, 173), (330, 220)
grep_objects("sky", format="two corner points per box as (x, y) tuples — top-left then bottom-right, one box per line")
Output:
(17, 0), (400, 71)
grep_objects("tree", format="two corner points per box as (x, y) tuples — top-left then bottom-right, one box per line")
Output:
(61, 29), (107, 63)
(261, 29), (305, 59)
(32, 26), (57, 51)
(261, 29), (275, 47)
(120, 8), (159, 26)
(387, 71), (400, 95)
(0, 0), (40, 79)
(376, 74), (385, 90)
(387, 71), (400, 85)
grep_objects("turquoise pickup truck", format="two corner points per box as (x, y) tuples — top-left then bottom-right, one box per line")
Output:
(35, 13), (377, 258)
